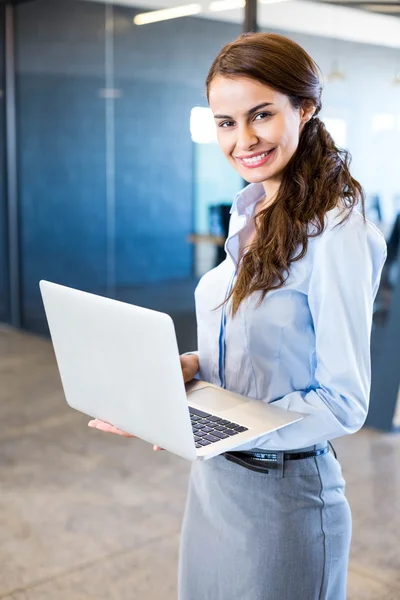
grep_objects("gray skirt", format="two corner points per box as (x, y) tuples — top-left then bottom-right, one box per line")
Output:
(178, 445), (351, 600)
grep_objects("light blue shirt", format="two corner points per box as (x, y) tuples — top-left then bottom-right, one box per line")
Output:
(191, 182), (387, 451)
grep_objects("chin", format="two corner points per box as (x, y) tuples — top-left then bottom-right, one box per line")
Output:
(240, 170), (272, 184)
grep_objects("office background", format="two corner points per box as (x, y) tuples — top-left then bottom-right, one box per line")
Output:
(1, 3), (400, 597)
(1, 0), (400, 333)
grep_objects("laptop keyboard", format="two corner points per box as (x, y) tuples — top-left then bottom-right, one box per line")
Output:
(189, 407), (248, 449)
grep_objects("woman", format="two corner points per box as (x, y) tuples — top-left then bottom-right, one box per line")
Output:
(89, 33), (387, 599)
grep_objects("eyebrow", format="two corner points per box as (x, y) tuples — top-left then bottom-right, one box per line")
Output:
(213, 102), (274, 120)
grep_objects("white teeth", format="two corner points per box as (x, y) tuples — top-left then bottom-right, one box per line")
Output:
(241, 151), (270, 164)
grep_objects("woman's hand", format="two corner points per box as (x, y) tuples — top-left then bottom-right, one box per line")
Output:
(88, 353), (200, 451)
(180, 353), (199, 384)
(87, 419), (134, 436)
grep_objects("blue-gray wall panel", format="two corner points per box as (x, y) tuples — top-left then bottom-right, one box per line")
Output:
(0, 6), (9, 324)
(14, 0), (240, 332)
(17, 74), (108, 306)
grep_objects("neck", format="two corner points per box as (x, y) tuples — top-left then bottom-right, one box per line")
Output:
(260, 178), (281, 211)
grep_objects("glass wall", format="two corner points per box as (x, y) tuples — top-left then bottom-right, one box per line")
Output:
(15, 0), (109, 333)
(110, 2), (241, 309)
(9, 0), (400, 401)
(0, 5), (9, 324)
(13, 0), (242, 351)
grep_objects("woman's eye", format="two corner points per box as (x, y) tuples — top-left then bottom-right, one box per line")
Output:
(218, 113), (272, 128)
(254, 112), (272, 121)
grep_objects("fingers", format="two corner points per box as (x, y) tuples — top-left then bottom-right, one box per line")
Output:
(88, 420), (164, 450)
(88, 419), (134, 437)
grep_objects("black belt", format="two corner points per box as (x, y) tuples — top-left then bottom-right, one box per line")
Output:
(244, 446), (329, 462)
(224, 445), (329, 473)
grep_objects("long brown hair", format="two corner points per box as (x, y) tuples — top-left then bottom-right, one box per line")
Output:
(205, 33), (365, 316)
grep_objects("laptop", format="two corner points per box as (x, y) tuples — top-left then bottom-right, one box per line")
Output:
(39, 280), (303, 461)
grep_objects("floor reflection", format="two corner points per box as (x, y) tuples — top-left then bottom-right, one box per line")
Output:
(1, 327), (400, 599)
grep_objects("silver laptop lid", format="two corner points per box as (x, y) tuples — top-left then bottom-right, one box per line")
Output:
(39, 280), (197, 461)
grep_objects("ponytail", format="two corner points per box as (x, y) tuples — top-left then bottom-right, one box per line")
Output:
(229, 116), (365, 316)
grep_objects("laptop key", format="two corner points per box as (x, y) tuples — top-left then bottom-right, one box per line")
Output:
(198, 439), (211, 446)
(202, 426), (214, 433)
(224, 429), (239, 436)
(235, 426), (248, 432)
(213, 430), (230, 439)
(204, 434), (220, 443)
(190, 407), (211, 418)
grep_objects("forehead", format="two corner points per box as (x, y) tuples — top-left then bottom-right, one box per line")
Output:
(208, 75), (285, 113)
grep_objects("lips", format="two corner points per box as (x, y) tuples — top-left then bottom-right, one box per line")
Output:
(237, 149), (274, 160)
(236, 148), (276, 169)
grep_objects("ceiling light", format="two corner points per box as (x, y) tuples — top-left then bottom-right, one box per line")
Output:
(327, 61), (346, 82)
(209, 0), (290, 9)
(134, 4), (202, 26)
(259, 0), (292, 4)
(209, 0), (245, 11)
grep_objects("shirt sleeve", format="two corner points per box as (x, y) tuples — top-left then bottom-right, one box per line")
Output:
(235, 216), (387, 452)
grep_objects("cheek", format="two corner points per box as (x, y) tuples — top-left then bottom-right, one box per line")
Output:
(262, 120), (285, 144)
(280, 134), (298, 157)
(279, 118), (301, 153)
(266, 115), (300, 153)
(217, 132), (235, 159)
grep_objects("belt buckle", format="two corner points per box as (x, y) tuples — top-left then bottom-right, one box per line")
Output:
(249, 452), (278, 461)
(246, 452), (279, 469)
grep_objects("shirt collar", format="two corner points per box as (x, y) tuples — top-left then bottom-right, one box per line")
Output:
(230, 182), (266, 216)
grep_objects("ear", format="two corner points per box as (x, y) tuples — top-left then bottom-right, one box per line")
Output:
(299, 100), (316, 127)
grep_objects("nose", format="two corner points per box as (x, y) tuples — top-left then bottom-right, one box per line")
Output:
(236, 123), (259, 152)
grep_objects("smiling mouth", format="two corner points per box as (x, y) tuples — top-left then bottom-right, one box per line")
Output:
(236, 148), (276, 168)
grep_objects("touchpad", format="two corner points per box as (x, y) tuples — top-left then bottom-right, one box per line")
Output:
(188, 386), (247, 412)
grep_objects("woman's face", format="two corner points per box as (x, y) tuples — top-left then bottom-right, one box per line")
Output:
(208, 75), (314, 190)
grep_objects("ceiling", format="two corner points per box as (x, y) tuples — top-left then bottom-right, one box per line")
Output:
(83, 0), (400, 47)
(315, 0), (400, 19)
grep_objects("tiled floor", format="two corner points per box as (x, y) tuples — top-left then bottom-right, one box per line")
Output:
(1, 326), (400, 599)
